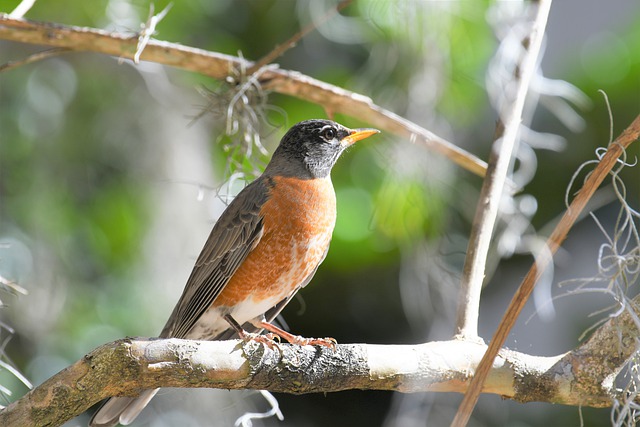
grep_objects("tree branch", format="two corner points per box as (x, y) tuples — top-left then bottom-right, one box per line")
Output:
(0, 13), (487, 179)
(455, 0), (551, 342)
(453, 2), (553, 423)
(4, 289), (640, 427)
(454, 109), (640, 424)
(246, 0), (353, 75)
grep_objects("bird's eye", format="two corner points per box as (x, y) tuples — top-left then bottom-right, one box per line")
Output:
(321, 127), (337, 141)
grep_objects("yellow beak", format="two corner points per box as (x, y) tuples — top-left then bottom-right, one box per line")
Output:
(341, 128), (380, 146)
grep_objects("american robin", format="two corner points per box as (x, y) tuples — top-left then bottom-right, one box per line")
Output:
(89, 119), (379, 426)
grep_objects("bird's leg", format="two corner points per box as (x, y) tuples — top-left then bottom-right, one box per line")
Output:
(223, 314), (281, 350)
(257, 321), (337, 350)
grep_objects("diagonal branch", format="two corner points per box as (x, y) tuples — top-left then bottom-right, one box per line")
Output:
(0, 13), (487, 178)
(0, 46), (70, 72)
(246, 0), (353, 74)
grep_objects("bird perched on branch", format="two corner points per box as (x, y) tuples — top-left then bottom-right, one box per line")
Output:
(89, 119), (379, 426)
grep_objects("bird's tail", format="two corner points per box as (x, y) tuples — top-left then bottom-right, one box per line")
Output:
(89, 388), (159, 427)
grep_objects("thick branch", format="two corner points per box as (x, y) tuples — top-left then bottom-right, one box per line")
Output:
(4, 292), (640, 427)
(0, 14), (486, 178)
(0, 340), (587, 426)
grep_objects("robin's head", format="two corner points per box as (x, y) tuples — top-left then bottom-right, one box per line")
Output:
(268, 119), (379, 179)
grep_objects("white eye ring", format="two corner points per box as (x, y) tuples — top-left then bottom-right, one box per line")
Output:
(320, 127), (337, 141)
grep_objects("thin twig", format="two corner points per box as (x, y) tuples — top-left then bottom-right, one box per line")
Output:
(0, 47), (71, 72)
(454, 0), (551, 341)
(0, 274), (28, 297)
(246, 0), (352, 74)
(0, 13), (488, 178)
(134, 2), (173, 64)
(0, 359), (32, 390)
(8, 0), (36, 18)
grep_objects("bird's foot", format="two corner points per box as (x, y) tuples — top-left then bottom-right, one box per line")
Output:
(287, 335), (338, 349)
(258, 321), (337, 350)
(240, 330), (282, 351)
(223, 314), (283, 351)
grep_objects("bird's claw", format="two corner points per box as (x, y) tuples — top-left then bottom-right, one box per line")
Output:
(240, 331), (283, 351)
(286, 335), (337, 351)
(257, 321), (338, 351)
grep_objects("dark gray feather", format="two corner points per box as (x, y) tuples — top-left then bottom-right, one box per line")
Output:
(160, 177), (271, 339)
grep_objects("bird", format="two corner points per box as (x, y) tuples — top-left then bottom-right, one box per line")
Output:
(89, 119), (379, 426)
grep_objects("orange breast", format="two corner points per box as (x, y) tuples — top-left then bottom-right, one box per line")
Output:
(213, 176), (337, 308)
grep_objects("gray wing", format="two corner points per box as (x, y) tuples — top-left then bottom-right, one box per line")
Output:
(160, 177), (271, 339)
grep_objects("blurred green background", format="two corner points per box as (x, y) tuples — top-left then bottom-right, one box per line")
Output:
(1, 1), (639, 426)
